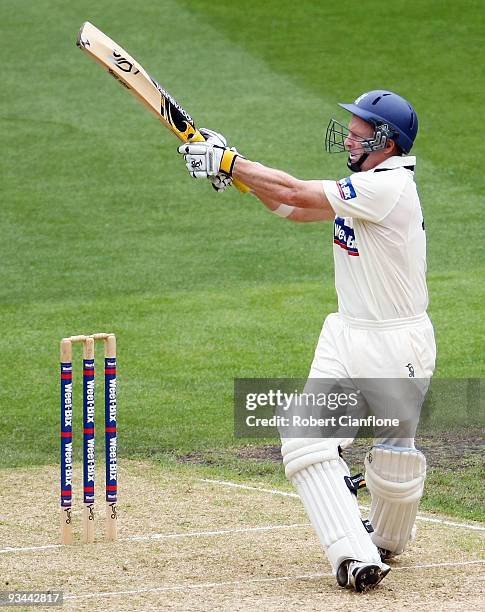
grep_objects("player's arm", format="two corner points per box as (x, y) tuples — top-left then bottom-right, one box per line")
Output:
(233, 159), (334, 219)
(251, 187), (330, 222)
(177, 138), (335, 220)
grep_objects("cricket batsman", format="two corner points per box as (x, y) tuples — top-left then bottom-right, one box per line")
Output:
(178, 90), (436, 592)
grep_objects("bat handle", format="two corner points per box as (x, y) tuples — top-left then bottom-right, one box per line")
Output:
(233, 178), (250, 193)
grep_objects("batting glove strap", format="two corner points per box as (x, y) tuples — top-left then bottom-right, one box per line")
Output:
(219, 148), (240, 176)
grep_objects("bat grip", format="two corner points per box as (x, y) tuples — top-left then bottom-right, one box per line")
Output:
(233, 178), (250, 193)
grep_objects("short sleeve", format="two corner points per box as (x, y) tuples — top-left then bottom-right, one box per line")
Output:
(322, 170), (406, 223)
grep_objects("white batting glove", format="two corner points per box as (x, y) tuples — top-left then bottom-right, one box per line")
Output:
(199, 128), (227, 147)
(199, 128), (233, 192)
(210, 173), (233, 192)
(178, 142), (241, 179)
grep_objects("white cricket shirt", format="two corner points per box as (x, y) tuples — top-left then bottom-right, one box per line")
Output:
(322, 156), (428, 321)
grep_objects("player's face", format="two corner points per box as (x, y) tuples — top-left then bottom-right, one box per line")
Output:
(344, 116), (374, 165)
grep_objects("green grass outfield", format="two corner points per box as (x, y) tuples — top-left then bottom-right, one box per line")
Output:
(1, 1), (483, 520)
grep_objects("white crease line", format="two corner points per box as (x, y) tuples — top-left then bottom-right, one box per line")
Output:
(125, 523), (309, 542)
(396, 560), (485, 570)
(0, 544), (62, 554)
(2, 479), (482, 555)
(64, 560), (485, 601)
(0, 523), (309, 555)
(199, 478), (299, 498)
(412, 515), (485, 530)
(200, 478), (485, 532)
(63, 573), (331, 600)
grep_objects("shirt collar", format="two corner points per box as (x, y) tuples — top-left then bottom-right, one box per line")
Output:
(370, 155), (416, 172)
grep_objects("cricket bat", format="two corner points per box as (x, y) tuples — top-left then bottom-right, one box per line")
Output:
(76, 22), (249, 193)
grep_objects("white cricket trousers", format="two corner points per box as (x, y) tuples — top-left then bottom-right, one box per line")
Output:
(309, 311), (436, 447)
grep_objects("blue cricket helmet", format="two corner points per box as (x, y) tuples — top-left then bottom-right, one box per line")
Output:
(339, 90), (418, 153)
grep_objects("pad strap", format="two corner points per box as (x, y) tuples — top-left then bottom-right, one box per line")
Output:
(344, 473), (366, 496)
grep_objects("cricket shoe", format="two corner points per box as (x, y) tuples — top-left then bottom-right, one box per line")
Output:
(336, 560), (391, 592)
(378, 547), (395, 561)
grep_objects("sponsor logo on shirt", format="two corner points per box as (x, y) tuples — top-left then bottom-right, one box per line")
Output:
(336, 177), (357, 200)
(334, 217), (359, 256)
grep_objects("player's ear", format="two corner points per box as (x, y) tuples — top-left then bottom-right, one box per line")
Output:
(387, 139), (397, 153)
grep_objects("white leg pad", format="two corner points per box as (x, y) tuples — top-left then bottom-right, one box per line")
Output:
(282, 439), (381, 573)
(365, 445), (426, 555)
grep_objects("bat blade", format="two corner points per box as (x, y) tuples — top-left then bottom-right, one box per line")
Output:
(76, 21), (202, 143)
(76, 22), (249, 192)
